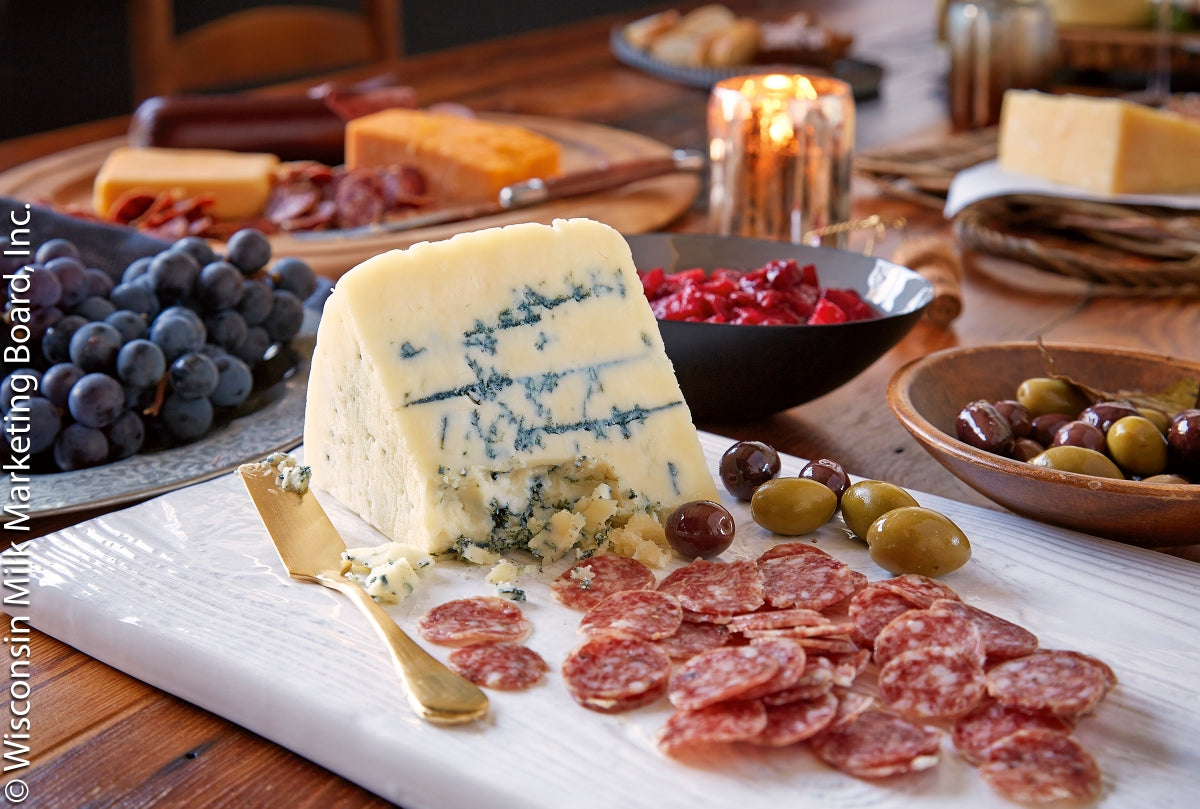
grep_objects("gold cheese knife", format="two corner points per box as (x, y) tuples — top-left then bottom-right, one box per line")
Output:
(238, 462), (489, 725)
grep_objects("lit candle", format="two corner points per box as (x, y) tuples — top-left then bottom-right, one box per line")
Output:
(708, 73), (855, 246)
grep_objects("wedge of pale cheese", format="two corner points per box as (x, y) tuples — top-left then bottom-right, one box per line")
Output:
(304, 218), (717, 562)
(997, 91), (1200, 195)
(93, 146), (279, 220)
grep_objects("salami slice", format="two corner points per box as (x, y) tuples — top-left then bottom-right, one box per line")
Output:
(416, 596), (530, 646)
(986, 649), (1115, 717)
(677, 560), (765, 615)
(656, 621), (730, 661)
(727, 607), (829, 633)
(657, 559), (714, 596)
(952, 700), (1073, 766)
(756, 542), (832, 564)
(829, 690), (876, 729)
(333, 170), (386, 228)
(681, 608), (734, 625)
(827, 648), (872, 688)
(752, 691), (839, 746)
(551, 554), (656, 611)
(669, 646), (780, 710)
(656, 700), (768, 755)
(739, 638), (808, 700)
(848, 585), (918, 647)
(979, 729), (1102, 804)
(579, 589), (682, 640)
(758, 553), (860, 611)
(810, 710), (942, 778)
(874, 573), (961, 608)
(929, 599), (1039, 662)
(447, 642), (549, 691)
(740, 621), (856, 641)
(877, 647), (987, 719)
(761, 656), (836, 705)
(873, 608), (986, 669)
(561, 635), (670, 713)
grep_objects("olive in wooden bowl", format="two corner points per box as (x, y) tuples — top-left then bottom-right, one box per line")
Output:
(887, 341), (1200, 547)
(626, 233), (933, 420)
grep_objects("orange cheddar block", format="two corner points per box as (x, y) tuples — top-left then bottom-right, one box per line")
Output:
(93, 146), (279, 220)
(345, 109), (562, 202)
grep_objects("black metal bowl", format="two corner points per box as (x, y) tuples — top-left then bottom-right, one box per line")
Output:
(626, 233), (933, 420)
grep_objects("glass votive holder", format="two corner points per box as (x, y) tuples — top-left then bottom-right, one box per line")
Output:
(707, 73), (856, 247)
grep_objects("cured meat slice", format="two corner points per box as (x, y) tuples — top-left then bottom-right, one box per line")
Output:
(827, 648), (872, 687)
(656, 700), (768, 755)
(656, 559), (714, 596)
(561, 635), (670, 713)
(669, 646), (780, 710)
(758, 553), (859, 610)
(986, 649), (1115, 717)
(656, 621), (730, 661)
(552, 554), (656, 611)
(676, 560), (765, 615)
(848, 585), (918, 647)
(761, 656), (835, 705)
(727, 607), (828, 633)
(446, 642), (549, 691)
(874, 573), (961, 608)
(741, 622), (856, 641)
(829, 690), (876, 729)
(790, 636), (860, 655)
(877, 647), (987, 719)
(579, 589), (682, 640)
(416, 596), (530, 646)
(929, 598), (1039, 662)
(756, 542), (832, 564)
(979, 729), (1102, 804)
(333, 169), (386, 228)
(952, 700), (1074, 766)
(681, 608), (734, 625)
(739, 638), (808, 700)
(873, 608), (986, 668)
(810, 710), (942, 778)
(752, 691), (839, 746)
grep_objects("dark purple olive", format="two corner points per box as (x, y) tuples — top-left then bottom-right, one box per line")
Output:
(1031, 413), (1072, 446)
(955, 400), (1015, 455)
(798, 457), (850, 503)
(665, 500), (736, 559)
(1010, 438), (1045, 462)
(993, 399), (1033, 439)
(719, 440), (781, 500)
(1052, 420), (1107, 454)
(1080, 401), (1140, 434)
(1167, 408), (1200, 477)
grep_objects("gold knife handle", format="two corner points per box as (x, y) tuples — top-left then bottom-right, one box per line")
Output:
(500, 148), (704, 207)
(321, 575), (490, 724)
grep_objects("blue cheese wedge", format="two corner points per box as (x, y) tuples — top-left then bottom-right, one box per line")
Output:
(304, 218), (718, 562)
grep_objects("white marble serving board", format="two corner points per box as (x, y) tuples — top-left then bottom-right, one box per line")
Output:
(18, 432), (1200, 808)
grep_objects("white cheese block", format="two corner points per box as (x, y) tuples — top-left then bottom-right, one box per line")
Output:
(304, 218), (718, 561)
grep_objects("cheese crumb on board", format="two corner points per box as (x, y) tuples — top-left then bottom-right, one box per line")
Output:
(341, 542), (432, 604)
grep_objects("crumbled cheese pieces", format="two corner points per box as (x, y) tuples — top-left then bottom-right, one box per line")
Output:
(997, 90), (1200, 194)
(342, 542), (432, 604)
(93, 146), (279, 220)
(304, 219), (718, 564)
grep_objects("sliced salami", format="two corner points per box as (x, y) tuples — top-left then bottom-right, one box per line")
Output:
(790, 636), (860, 655)
(827, 648), (872, 688)
(847, 584), (917, 647)
(810, 710), (942, 779)
(677, 560), (765, 615)
(873, 608), (986, 668)
(333, 169), (386, 228)
(979, 729), (1102, 804)
(929, 599), (1039, 662)
(657, 559), (713, 596)
(579, 589), (682, 640)
(551, 554), (656, 611)
(758, 553), (860, 611)
(829, 689), (877, 729)
(873, 573), (961, 608)
(656, 621), (730, 661)
(727, 607), (829, 633)
(952, 700), (1074, 766)
(681, 608), (734, 625)
(669, 645), (780, 710)
(740, 621), (856, 641)
(761, 656), (836, 706)
(656, 700), (768, 755)
(986, 649), (1115, 717)
(561, 635), (670, 713)
(752, 691), (839, 746)
(877, 647), (987, 719)
(416, 596), (530, 646)
(446, 642), (549, 691)
(739, 638), (808, 700)
(756, 542), (832, 564)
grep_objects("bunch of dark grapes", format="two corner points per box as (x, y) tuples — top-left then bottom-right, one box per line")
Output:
(1, 228), (328, 472)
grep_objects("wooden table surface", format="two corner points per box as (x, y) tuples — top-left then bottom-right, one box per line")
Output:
(3, 1), (1197, 807)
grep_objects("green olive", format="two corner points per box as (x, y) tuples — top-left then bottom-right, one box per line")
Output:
(866, 506), (972, 577)
(1136, 407), (1171, 436)
(1015, 377), (1091, 418)
(1106, 415), (1168, 477)
(1028, 445), (1125, 479)
(840, 480), (920, 541)
(750, 478), (838, 536)
(1141, 473), (1192, 484)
